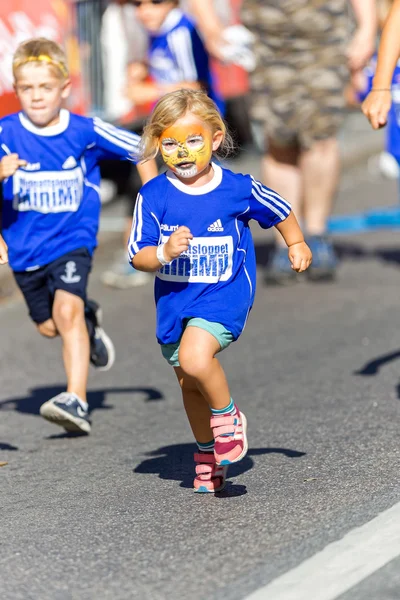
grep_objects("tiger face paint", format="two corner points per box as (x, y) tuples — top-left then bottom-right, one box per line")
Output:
(159, 113), (215, 179)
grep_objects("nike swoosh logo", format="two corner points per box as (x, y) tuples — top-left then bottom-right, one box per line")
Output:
(77, 406), (87, 418)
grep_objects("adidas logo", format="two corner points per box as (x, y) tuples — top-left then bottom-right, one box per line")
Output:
(62, 156), (77, 169)
(207, 219), (224, 232)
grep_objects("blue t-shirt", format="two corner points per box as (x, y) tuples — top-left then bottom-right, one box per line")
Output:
(358, 56), (400, 160)
(128, 163), (291, 344)
(0, 110), (140, 271)
(148, 8), (224, 113)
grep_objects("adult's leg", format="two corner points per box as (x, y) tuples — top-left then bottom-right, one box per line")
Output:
(52, 289), (90, 402)
(262, 141), (302, 246)
(300, 137), (340, 236)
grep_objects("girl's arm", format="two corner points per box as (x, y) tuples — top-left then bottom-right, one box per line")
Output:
(275, 212), (312, 273)
(362, 0), (400, 129)
(132, 226), (193, 272)
(0, 234), (8, 265)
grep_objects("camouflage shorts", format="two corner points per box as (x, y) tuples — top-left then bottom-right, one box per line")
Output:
(241, 1), (351, 148)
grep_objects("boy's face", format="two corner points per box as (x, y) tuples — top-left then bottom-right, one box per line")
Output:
(134, 0), (177, 33)
(160, 112), (221, 179)
(14, 64), (71, 128)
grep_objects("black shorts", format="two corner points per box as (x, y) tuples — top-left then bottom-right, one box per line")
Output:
(14, 247), (92, 324)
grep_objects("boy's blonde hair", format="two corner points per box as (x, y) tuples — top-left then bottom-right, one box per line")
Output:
(13, 38), (69, 80)
(140, 89), (234, 160)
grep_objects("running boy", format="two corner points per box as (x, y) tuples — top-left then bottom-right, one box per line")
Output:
(0, 38), (156, 434)
(129, 89), (312, 493)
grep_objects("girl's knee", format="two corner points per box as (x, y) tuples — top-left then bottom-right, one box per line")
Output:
(178, 347), (212, 379)
(37, 319), (58, 338)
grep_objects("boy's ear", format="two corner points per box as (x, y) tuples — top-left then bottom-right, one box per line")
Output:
(212, 130), (224, 152)
(61, 78), (72, 100)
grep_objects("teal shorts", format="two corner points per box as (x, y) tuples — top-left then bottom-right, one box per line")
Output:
(161, 318), (234, 367)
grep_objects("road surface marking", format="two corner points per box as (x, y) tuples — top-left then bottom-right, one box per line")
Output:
(246, 501), (400, 600)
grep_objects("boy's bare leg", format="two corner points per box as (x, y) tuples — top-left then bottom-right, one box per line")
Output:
(174, 367), (213, 443)
(178, 326), (231, 410)
(52, 290), (89, 402)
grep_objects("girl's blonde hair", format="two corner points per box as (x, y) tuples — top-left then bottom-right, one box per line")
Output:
(140, 89), (234, 160)
(13, 38), (69, 80)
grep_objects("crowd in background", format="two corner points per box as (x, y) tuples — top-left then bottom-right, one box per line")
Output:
(76, 0), (392, 288)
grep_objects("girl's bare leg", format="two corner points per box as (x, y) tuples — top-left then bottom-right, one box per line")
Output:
(178, 326), (231, 410)
(174, 367), (213, 443)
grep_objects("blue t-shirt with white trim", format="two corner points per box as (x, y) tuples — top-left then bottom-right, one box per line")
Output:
(128, 163), (291, 344)
(148, 8), (224, 113)
(0, 109), (140, 271)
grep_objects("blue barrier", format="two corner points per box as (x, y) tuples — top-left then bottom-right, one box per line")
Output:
(328, 206), (400, 234)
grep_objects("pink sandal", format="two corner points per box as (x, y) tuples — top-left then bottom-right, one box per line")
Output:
(193, 452), (228, 493)
(211, 409), (248, 465)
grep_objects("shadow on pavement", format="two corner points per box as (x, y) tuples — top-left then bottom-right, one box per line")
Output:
(354, 349), (400, 376)
(134, 443), (306, 493)
(0, 385), (164, 416)
(0, 442), (18, 451)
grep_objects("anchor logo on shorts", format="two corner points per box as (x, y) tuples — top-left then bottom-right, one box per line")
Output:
(60, 261), (81, 284)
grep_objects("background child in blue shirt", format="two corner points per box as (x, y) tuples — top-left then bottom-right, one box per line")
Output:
(0, 37), (157, 435)
(129, 89), (312, 493)
(125, 0), (223, 113)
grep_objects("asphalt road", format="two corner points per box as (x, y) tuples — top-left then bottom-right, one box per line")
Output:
(2, 159), (400, 600)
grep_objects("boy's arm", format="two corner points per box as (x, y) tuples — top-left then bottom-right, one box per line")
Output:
(0, 234), (8, 265)
(91, 117), (142, 162)
(137, 160), (158, 185)
(0, 154), (27, 182)
(362, 0), (400, 128)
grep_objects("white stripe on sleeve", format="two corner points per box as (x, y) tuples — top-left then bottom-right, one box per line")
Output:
(93, 118), (141, 147)
(168, 28), (198, 81)
(251, 186), (289, 220)
(251, 178), (291, 217)
(128, 193), (144, 257)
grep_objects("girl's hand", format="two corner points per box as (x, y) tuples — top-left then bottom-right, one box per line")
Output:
(0, 154), (27, 180)
(288, 241), (312, 273)
(164, 226), (193, 262)
(0, 236), (8, 265)
(362, 89), (392, 129)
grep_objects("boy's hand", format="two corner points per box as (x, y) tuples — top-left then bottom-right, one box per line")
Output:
(362, 90), (392, 129)
(0, 236), (8, 265)
(288, 241), (312, 273)
(164, 226), (193, 262)
(0, 154), (27, 179)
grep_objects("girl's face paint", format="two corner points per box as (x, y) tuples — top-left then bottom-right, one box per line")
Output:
(159, 113), (214, 179)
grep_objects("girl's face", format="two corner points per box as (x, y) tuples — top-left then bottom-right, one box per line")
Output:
(159, 112), (223, 179)
(14, 64), (70, 128)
